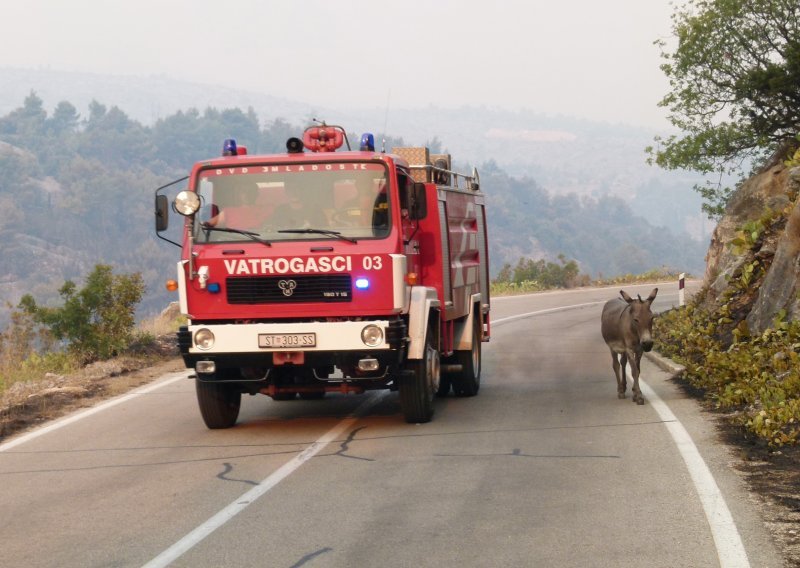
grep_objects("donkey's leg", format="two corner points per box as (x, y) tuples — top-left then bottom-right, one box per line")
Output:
(609, 348), (625, 398)
(618, 352), (628, 399)
(629, 349), (644, 405)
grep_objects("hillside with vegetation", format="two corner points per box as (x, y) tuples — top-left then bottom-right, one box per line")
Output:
(0, 91), (706, 328)
(656, 161), (800, 446)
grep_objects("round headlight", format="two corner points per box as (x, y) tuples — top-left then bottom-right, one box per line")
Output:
(174, 190), (201, 216)
(194, 328), (215, 350)
(361, 325), (384, 347)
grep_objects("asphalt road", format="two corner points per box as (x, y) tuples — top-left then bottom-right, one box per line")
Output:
(0, 281), (785, 567)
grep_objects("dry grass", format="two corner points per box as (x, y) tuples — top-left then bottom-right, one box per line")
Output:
(0, 342), (182, 441)
(137, 302), (185, 338)
(0, 302), (184, 441)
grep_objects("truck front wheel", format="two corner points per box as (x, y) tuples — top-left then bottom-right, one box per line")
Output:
(196, 375), (242, 429)
(399, 326), (439, 423)
(452, 316), (481, 397)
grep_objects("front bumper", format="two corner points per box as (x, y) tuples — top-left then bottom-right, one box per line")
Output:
(178, 319), (407, 355)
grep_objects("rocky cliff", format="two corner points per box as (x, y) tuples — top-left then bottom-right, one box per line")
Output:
(703, 162), (800, 333)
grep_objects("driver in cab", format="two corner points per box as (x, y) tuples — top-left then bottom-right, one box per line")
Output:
(203, 185), (268, 230)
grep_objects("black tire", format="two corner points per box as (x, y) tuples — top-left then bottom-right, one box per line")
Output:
(452, 316), (481, 397)
(399, 324), (440, 423)
(196, 377), (241, 429)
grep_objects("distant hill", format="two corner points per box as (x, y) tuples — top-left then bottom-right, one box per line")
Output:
(0, 67), (708, 236)
(0, 67), (319, 128)
(0, 68), (709, 327)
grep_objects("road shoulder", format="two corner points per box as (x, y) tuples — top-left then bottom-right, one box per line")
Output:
(645, 351), (799, 567)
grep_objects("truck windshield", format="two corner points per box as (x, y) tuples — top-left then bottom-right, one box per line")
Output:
(193, 162), (390, 243)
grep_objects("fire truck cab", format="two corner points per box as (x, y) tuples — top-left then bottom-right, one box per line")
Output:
(155, 124), (490, 427)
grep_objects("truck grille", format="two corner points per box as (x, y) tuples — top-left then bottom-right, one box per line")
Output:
(226, 275), (352, 304)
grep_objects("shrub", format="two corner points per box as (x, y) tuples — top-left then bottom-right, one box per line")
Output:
(494, 254), (587, 290)
(655, 303), (800, 447)
(19, 264), (145, 363)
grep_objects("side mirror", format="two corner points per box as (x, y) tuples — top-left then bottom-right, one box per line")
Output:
(155, 194), (169, 232)
(410, 182), (428, 220)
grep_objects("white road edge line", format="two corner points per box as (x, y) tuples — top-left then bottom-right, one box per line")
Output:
(0, 371), (188, 453)
(640, 379), (750, 568)
(492, 301), (605, 326)
(142, 392), (386, 568)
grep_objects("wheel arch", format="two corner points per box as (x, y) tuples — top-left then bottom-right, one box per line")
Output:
(407, 286), (441, 360)
(453, 293), (482, 351)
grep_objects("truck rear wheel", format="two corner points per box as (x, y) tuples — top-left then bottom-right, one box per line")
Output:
(399, 325), (439, 423)
(452, 316), (481, 397)
(196, 375), (241, 429)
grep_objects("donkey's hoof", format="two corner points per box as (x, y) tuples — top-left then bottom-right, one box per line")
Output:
(634, 396), (644, 405)
(618, 392), (626, 399)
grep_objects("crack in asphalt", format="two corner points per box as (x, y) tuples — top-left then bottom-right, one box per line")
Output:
(216, 462), (258, 486)
(0, 419), (677, 456)
(1, 421), (654, 475)
(289, 547), (333, 567)
(328, 426), (374, 462)
(0, 447), (309, 475)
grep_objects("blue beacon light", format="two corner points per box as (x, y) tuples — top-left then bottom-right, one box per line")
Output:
(207, 282), (221, 294)
(360, 133), (375, 152)
(355, 278), (370, 290)
(222, 139), (237, 156)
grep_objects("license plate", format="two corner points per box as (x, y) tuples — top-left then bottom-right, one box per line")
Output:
(258, 333), (316, 349)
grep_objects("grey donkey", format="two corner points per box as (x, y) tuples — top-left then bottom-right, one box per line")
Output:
(600, 288), (658, 405)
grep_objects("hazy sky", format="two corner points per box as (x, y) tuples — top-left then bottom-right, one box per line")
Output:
(2, 0), (678, 128)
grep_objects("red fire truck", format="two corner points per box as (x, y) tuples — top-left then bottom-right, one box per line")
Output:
(155, 124), (490, 427)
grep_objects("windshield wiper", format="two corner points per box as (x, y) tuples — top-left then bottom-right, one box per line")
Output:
(201, 225), (272, 246)
(277, 228), (358, 243)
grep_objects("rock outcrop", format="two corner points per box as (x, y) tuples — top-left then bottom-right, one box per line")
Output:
(703, 164), (800, 333)
(747, 168), (800, 330)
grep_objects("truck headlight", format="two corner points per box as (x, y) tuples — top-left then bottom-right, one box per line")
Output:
(174, 190), (201, 216)
(361, 325), (384, 347)
(194, 328), (215, 350)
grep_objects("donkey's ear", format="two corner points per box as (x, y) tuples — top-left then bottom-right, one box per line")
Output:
(646, 288), (658, 304)
(620, 290), (633, 303)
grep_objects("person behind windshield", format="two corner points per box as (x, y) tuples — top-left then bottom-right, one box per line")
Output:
(336, 181), (388, 234)
(203, 185), (267, 230)
(272, 181), (326, 229)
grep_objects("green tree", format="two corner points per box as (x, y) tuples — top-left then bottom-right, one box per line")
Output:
(498, 255), (583, 289)
(152, 108), (209, 170)
(0, 303), (43, 362)
(19, 264), (145, 362)
(495, 263), (513, 283)
(260, 118), (298, 153)
(47, 101), (80, 135)
(79, 104), (153, 169)
(648, 0), (800, 217)
(0, 90), (48, 148)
